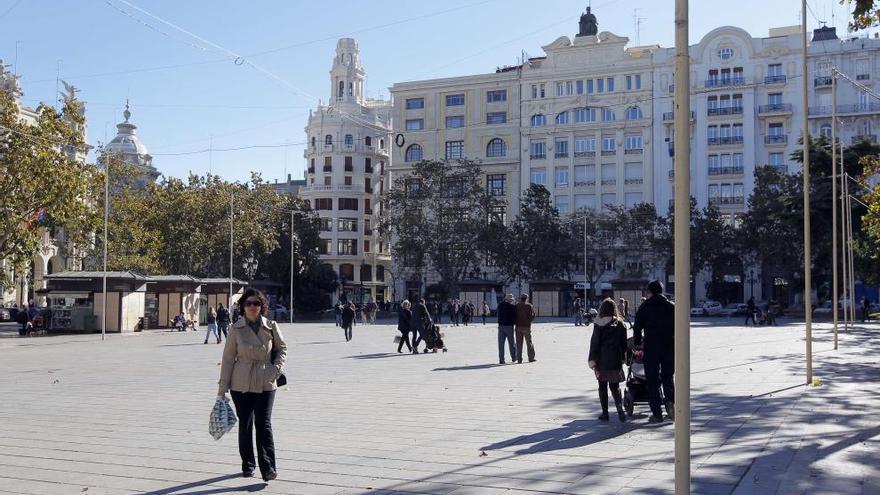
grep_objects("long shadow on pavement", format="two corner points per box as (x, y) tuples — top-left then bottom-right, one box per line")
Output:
(138, 474), (265, 494)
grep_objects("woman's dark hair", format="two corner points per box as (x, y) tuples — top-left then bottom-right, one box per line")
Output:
(598, 297), (620, 318)
(239, 287), (269, 317)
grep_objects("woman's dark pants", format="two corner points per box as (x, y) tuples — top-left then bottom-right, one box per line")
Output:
(231, 390), (276, 476)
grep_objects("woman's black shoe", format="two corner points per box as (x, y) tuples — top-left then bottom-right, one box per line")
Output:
(242, 470), (254, 478)
(598, 412), (610, 421)
(262, 470), (277, 482)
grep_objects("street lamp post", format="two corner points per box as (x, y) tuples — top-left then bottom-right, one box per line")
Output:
(800, 0), (814, 384)
(289, 210), (295, 324)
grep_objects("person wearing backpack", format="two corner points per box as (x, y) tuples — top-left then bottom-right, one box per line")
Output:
(588, 298), (628, 422)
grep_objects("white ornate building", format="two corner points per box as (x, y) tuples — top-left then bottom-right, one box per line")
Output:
(301, 38), (393, 304)
(100, 101), (159, 188)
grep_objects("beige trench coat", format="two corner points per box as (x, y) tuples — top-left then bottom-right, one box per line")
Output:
(218, 316), (287, 394)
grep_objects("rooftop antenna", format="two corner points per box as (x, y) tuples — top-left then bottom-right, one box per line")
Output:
(633, 9), (646, 46)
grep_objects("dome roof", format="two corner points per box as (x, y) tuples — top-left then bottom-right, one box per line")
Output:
(105, 102), (150, 157)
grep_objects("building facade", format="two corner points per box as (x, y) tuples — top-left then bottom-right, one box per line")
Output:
(301, 38), (392, 304)
(100, 101), (160, 188)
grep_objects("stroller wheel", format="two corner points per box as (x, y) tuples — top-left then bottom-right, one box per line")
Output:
(624, 390), (634, 417)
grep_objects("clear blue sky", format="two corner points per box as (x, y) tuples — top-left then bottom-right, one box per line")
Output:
(0, 0), (860, 183)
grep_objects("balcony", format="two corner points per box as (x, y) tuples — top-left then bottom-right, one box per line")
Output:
(707, 106), (743, 117)
(709, 196), (745, 206)
(814, 76), (833, 87)
(574, 151), (596, 158)
(323, 165), (333, 172)
(707, 136), (744, 146)
(601, 150), (616, 156)
(307, 167), (315, 174)
(852, 134), (877, 144)
(344, 164), (353, 172)
(364, 208), (373, 215)
(555, 152), (569, 158)
(365, 165), (374, 174)
(662, 111), (696, 121)
(809, 103), (880, 116)
(574, 180), (596, 187)
(300, 184), (365, 193)
(704, 77), (746, 89)
(624, 148), (643, 155)
(764, 75), (787, 84)
(530, 153), (546, 160)
(708, 166), (744, 176)
(758, 103), (793, 115)
(601, 179), (617, 186)
(857, 74), (870, 81)
(624, 178), (644, 185)
(765, 134), (787, 145)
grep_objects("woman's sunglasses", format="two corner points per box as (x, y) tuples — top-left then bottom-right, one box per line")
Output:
(244, 300), (262, 307)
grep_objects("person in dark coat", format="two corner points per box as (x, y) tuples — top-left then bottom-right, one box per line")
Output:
(397, 300), (413, 353)
(411, 298), (432, 354)
(217, 303), (230, 341)
(589, 298), (628, 422)
(497, 294), (517, 364)
(745, 296), (756, 325)
(633, 280), (675, 423)
(341, 303), (355, 342)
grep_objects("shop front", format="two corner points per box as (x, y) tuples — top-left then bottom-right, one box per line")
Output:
(145, 275), (202, 329)
(43, 271), (151, 332)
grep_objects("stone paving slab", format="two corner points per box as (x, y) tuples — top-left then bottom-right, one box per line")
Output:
(0, 318), (877, 494)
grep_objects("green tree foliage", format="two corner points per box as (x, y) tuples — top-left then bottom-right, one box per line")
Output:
(379, 159), (504, 293)
(856, 149), (880, 286)
(509, 184), (570, 282)
(0, 85), (101, 286)
(845, 0), (880, 30)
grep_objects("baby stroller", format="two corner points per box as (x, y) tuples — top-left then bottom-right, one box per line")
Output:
(622, 338), (670, 418)
(423, 322), (447, 353)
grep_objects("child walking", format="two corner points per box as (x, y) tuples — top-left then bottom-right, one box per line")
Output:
(588, 298), (628, 422)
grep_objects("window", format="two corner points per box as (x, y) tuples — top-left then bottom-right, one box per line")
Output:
(587, 79), (594, 93)
(530, 140), (546, 159)
(575, 137), (596, 154)
(446, 115), (465, 128)
(635, 74), (641, 89)
(405, 144), (423, 162)
(324, 156), (332, 171)
(530, 169), (547, 185)
(555, 111), (569, 125)
(406, 119), (424, 130)
(718, 47), (734, 60)
(708, 155), (720, 172)
(768, 63), (783, 77)
(574, 165), (595, 186)
(406, 98), (425, 109)
(486, 138), (506, 157)
(555, 167), (569, 187)
(626, 75), (632, 90)
(708, 184), (720, 200)
(365, 157), (372, 173)
(406, 178), (421, 195)
(324, 134), (333, 145)
(344, 134), (353, 146)
(860, 91), (870, 110)
(708, 125), (719, 139)
(344, 176), (352, 185)
(576, 80), (584, 94)
(625, 192), (643, 208)
(365, 177), (372, 193)
(531, 84), (538, 99)
(344, 156), (353, 172)
(769, 152), (785, 168)
(364, 219), (372, 235)
(446, 94), (465, 106)
(624, 135), (643, 150)
(314, 198), (333, 210)
(601, 193), (616, 208)
(540, 83), (545, 98)
(530, 114), (547, 126)
(625, 163), (643, 182)
(486, 174), (506, 197)
(733, 124), (743, 138)
(376, 265), (385, 282)
(311, 136), (316, 148)
(338, 218), (358, 232)
(769, 123), (784, 136)
(318, 239), (331, 255)
(602, 137), (616, 151)
(445, 140), (464, 160)
(732, 94), (743, 110)
(337, 239), (357, 256)
(602, 108), (615, 121)
(486, 89), (507, 102)
(768, 93), (782, 105)
(819, 123), (832, 138)
(486, 111), (507, 124)
(597, 78), (605, 92)
(625, 107), (643, 120)
(555, 196), (570, 214)
(338, 198), (359, 211)
(566, 81), (574, 95)
(606, 77), (615, 92)
(556, 82), (564, 96)
(574, 107), (596, 123)
(365, 136), (372, 147)
(364, 198), (372, 214)
(555, 139), (569, 158)
(574, 194), (595, 210)
(601, 163), (616, 182)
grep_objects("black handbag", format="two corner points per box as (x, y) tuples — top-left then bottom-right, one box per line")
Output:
(269, 323), (287, 387)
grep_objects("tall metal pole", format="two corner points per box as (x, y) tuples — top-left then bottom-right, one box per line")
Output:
(583, 215), (587, 304)
(229, 191), (233, 306)
(296, 210), (300, 324)
(673, 0), (691, 492)
(840, 149), (849, 332)
(101, 149), (109, 341)
(831, 70), (838, 349)
(801, 0), (813, 384)
(846, 177), (856, 323)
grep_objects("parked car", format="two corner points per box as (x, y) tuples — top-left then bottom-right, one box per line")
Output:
(719, 303), (749, 317)
(0, 308), (10, 322)
(702, 300), (724, 316)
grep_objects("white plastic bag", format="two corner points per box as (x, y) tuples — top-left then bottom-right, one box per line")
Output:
(209, 396), (237, 440)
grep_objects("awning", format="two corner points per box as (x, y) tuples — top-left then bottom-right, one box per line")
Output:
(45, 291), (92, 299)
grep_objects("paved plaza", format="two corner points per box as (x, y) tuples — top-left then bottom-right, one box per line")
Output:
(0, 317), (877, 495)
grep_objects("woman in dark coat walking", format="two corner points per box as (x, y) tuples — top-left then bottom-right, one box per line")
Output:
(397, 300), (413, 353)
(588, 298), (628, 422)
(341, 302), (355, 342)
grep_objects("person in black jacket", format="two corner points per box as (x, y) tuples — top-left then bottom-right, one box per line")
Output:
(633, 280), (675, 423)
(496, 294), (517, 364)
(397, 300), (413, 353)
(589, 298), (628, 422)
(341, 302), (355, 342)
(216, 303), (230, 342)
(411, 298), (432, 354)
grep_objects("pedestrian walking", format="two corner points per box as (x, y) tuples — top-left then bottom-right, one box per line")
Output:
(411, 298), (432, 354)
(497, 294), (517, 364)
(231, 302), (240, 324)
(515, 294), (536, 363)
(451, 299), (460, 326)
(204, 307), (220, 344)
(633, 280), (675, 423)
(862, 297), (871, 323)
(334, 302), (342, 327)
(217, 287), (287, 482)
(618, 298), (630, 322)
(588, 298), (628, 422)
(573, 297), (583, 326)
(217, 303), (230, 341)
(745, 296), (756, 326)
(397, 300), (413, 353)
(482, 301), (490, 325)
(341, 302), (355, 342)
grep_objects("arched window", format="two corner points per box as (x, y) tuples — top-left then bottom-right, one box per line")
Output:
(325, 134), (333, 145)
(344, 134), (353, 146)
(338, 81), (344, 98)
(405, 144), (423, 162)
(530, 114), (547, 127)
(602, 108), (616, 121)
(310, 136), (316, 148)
(379, 139), (385, 149)
(555, 112), (569, 125)
(861, 120), (872, 136)
(574, 107), (596, 123)
(625, 106), (643, 120)
(486, 138), (506, 157)
(348, 82), (353, 96)
(819, 123), (832, 139)
(365, 136), (372, 146)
